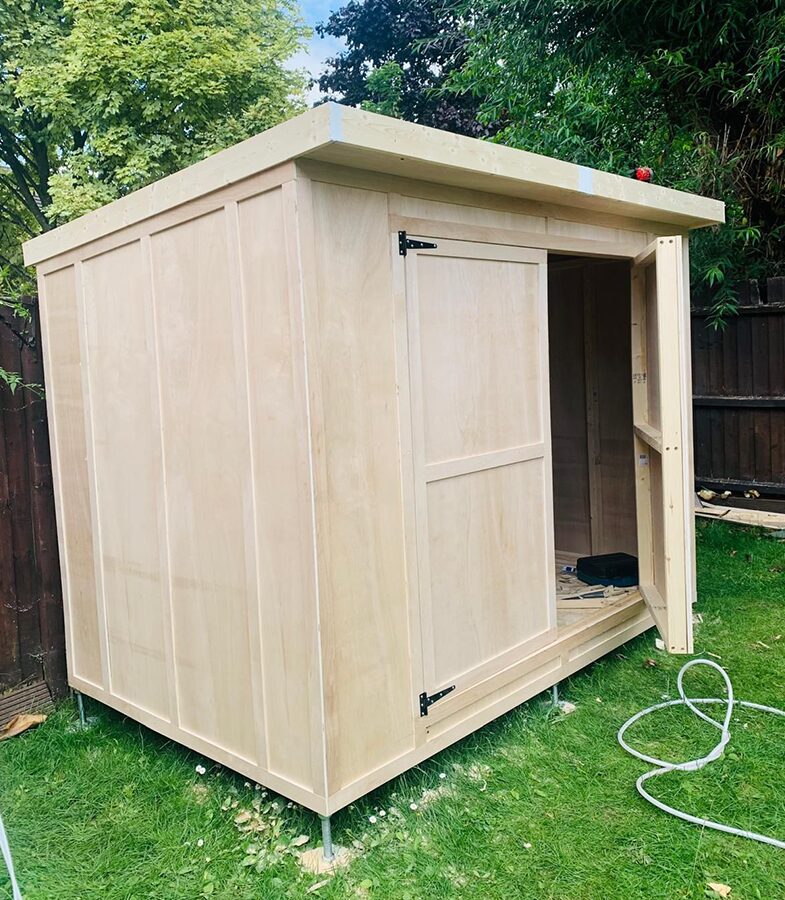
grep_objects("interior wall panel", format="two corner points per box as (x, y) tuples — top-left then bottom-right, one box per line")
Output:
(548, 264), (592, 556)
(590, 263), (637, 556)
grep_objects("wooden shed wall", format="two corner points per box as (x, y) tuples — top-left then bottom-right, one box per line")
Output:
(295, 162), (668, 809)
(37, 167), (326, 810)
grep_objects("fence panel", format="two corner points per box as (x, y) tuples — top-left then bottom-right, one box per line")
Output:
(0, 300), (66, 698)
(692, 277), (785, 497)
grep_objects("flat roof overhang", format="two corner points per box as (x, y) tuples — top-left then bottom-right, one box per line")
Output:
(24, 103), (725, 267)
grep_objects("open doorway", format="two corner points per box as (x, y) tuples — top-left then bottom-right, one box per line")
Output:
(547, 256), (640, 629)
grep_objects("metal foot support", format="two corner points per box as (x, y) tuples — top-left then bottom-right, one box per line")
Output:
(75, 690), (86, 728)
(551, 683), (560, 708)
(320, 815), (335, 862)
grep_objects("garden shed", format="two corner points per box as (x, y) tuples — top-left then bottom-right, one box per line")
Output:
(23, 103), (725, 821)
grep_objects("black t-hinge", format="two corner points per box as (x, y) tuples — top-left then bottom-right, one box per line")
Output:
(399, 231), (438, 256)
(419, 685), (456, 717)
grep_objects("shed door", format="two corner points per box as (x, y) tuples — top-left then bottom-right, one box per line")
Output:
(400, 236), (557, 711)
(631, 236), (693, 653)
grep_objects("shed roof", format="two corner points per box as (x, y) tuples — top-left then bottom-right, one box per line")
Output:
(24, 103), (725, 267)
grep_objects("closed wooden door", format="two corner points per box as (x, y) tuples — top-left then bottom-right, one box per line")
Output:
(399, 235), (557, 714)
(631, 236), (693, 653)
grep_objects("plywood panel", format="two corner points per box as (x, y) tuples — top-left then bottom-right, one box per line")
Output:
(549, 218), (648, 249)
(236, 187), (319, 790)
(396, 195), (546, 233)
(305, 180), (413, 792)
(300, 159), (679, 244)
(590, 263), (637, 555)
(81, 242), (170, 717)
(405, 238), (555, 707)
(416, 254), (543, 463)
(41, 266), (104, 687)
(548, 264), (591, 556)
(645, 266), (662, 431)
(548, 260), (636, 558)
(151, 209), (256, 762)
(649, 450), (666, 594)
(426, 461), (551, 686)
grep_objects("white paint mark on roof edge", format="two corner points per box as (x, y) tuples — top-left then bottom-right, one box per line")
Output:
(578, 166), (594, 195)
(328, 102), (344, 142)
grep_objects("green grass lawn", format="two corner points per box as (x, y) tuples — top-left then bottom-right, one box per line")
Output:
(1, 520), (784, 899)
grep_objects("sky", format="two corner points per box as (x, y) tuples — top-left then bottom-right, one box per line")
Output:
(288, 0), (347, 103)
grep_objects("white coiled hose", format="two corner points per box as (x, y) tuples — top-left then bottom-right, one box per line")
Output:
(618, 658), (785, 849)
(0, 812), (22, 899)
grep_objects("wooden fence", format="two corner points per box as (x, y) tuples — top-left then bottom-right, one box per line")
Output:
(692, 277), (785, 499)
(0, 300), (66, 700)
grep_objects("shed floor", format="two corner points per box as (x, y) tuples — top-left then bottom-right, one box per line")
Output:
(554, 564), (639, 630)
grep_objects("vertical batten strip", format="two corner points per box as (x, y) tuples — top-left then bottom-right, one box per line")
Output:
(630, 261), (655, 594)
(538, 257), (558, 632)
(680, 237), (697, 608)
(583, 267), (604, 552)
(73, 260), (112, 691)
(224, 199), (268, 771)
(288, 176), (330, 805)
(141, 235), (179, 725)
(388, 230), (426, 737)
(402, 248), (437, 695)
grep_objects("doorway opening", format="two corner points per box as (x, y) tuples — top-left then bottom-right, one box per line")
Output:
(547, 255), (641, 632)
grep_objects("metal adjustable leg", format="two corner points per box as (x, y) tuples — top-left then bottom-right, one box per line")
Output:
(320, 815), (335, 862)
(75, 691), (86, 728)
(551, 683), (560, 708)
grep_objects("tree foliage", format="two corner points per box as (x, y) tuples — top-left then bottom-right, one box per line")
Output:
(0, 0), (308, 296)
(317, 0), (484, 136)
(447, 0), (785, 318)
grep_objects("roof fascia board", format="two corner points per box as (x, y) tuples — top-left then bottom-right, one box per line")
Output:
(23, 104), (334, 266)
(24, 102), (724, 267)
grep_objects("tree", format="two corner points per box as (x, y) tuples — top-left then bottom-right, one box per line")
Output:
(317, 0), (485, 136)
(0, 0), (308, 299)
(448, 0), (785, 319)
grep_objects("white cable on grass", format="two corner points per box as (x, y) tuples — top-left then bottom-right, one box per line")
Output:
(0, 813), (22, 900)
(618, 658), (785, 849)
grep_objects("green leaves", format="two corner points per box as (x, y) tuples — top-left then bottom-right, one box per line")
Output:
(445, 0), (785, 317)
(361, 62), (406, 119)
(17, 0), (308, 219)
(0, 0), (309, 302)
